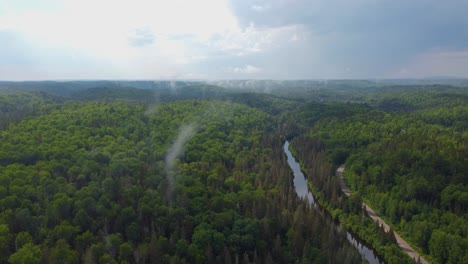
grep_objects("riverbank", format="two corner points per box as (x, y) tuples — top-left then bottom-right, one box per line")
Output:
(284, 141), (383, 263)
(287, 138), (417, 263)
(337, 165), (429, 264)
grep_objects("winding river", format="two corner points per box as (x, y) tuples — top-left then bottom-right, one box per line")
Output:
(284, 141), (383, 264)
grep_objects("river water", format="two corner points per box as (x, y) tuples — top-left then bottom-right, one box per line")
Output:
(284, 141), (384, 264)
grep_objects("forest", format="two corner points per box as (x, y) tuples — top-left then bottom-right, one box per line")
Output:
(289, 86), (467, 264)
(0, 80), (466, 263)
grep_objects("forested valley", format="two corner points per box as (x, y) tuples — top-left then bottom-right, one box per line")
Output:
(0, 81), (466, 264)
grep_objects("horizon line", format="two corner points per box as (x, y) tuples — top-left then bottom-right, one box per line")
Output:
(1, 77), (468, 82)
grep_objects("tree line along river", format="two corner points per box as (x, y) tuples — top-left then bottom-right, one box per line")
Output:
(284, 141), (383, 264)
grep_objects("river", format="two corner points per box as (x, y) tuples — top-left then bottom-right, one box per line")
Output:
(284, 141), (384, 264)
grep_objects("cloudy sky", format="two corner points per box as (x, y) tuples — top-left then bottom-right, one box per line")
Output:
(1, 0), (468, 80)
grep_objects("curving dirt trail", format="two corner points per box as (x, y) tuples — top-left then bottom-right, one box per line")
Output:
(337, 165), (429, 264)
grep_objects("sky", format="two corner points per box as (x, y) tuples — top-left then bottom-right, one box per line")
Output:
(1, 0), (468, 80)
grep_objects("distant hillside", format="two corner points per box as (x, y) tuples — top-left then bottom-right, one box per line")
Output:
(0, 80), (202, 96)
(0, 91), (63, 129)
(71, 87), (156, 102)
(1, 79), (467, 98)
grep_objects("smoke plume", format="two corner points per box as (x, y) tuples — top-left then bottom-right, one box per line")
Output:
(164, 123), (196, 192)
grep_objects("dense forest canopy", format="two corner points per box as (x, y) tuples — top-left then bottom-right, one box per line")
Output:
(0, 80), (466, 263)
(287, 85), (467, 264)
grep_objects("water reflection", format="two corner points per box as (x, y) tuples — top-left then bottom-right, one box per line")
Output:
(284, 141), (383, 264)
(284, 141), (315, 205)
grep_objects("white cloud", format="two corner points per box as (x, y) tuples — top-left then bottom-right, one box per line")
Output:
(127, 27), (155, 47)
(229, 65), (262, 74)
(0, 0), (238, 56)
(0, 0), (317, 79)
(289, 33), (298, 42)
(251, 5), (270, 12)
(58, 0), (238, 39)
(0, 0), (243, 78)
(211, 24), (307, 56)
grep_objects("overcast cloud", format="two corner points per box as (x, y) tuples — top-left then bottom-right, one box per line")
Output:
(0, 0), (467, 80)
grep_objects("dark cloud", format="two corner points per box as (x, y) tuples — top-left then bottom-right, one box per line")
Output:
(226, 0), (468, 78)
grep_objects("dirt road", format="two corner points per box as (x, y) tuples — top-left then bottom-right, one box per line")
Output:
(337, 165), (429, 264)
